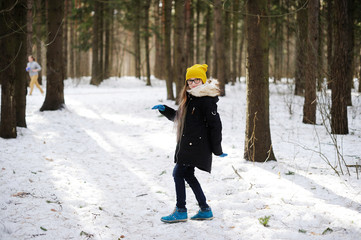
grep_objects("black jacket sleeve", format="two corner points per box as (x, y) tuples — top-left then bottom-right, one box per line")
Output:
(203, 97), (223, 155)
(159, 105), (177, 122)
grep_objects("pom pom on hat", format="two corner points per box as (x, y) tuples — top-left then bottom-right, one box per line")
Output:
(186, 64), (208, 84)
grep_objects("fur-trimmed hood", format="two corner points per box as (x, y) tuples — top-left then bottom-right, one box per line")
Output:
(187, 79), (220, 97)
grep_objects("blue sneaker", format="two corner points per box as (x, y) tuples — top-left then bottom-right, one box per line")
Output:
(190, 207), (214, 220)
(161, 207), (188, 223)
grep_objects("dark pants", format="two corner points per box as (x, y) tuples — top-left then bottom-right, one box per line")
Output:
(172, 164), (209, 210)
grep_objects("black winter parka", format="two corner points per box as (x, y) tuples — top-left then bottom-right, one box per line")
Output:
(160, 90), (223, 173)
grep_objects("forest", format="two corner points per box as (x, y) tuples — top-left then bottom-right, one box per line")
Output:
(1, 0), (361, 140)
(1, 1), (361, 239)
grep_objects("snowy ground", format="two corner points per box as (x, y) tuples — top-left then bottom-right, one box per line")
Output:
(1, 76), (361, 240)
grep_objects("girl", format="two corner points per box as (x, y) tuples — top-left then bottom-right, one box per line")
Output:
(152, 64), (226, 223)
(26, 55), (44, 95)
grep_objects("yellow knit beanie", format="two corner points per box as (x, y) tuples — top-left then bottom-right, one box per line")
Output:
(185, 64), (208, 84)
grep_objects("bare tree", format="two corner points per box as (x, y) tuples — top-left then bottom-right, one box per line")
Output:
(294, 1), (307, 96)
(0, 0), (27, 138)
(231, 0), (240, 84)
(330, 0), (353, 134)
(214, 0), (226, 95)
(244, 0), (276, 162)
(143, 0), (151, 86)
(174, 0), (186, 102)
(90, 0), (102, 86)
(40, 0), (65, 111)
(164, 0), (174, 100)
(302, 0), (319, 124)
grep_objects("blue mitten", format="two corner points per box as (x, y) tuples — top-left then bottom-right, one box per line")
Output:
(152, 105), (165, 111)
(219, 153), (228, 157)
(26, 67), (30, 71)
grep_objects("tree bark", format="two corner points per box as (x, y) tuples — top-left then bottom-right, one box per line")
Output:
(40, 0), (65, 111)
(35, 0), (45, 84)
(0, 0), (27, 138)
(302, 0), (319, 124)
(345, 0), (354, 106)
(273, 1), (283, 83)
(359, 51), (361, 93)
(134, 0), (141, 79)
(231, 0), (239, 84)
(15, 0), (29, 127)
(154, 0), (164, 80)
(214, 0), (226, 95)
(104, 3), (112, 80)
(244, 0), (276, 162)
(26, 0), (33, 88)
(63, 0), (68, 79)
(90, 0), (102, 85)
(238, 21), (245, 79)
(185, 0), (193, 67)
(174, 0), (186, 102)
(27, 0), (33, 55)
(164, 0), (174, 100)
(294, 2), (307, 96)
(205, 3), (212, 78)
(144, 0), (151, 86)
(331, 0), (352, 134)
(99, 2), (104, 80)
(195, 0), (201, 63)
(326, 0), (333, 89)
(224, 5), (231, 84)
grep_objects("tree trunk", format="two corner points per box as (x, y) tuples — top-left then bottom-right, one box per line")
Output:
(63, 0), (68, 80)
(195, 0), (201, 63)
(294, 2), (307, 96)
(231, 0), (239, 84)
(69, 0), (75, 78)
(134, 0), (141, 79)
(27, 0), (33, 55)
(285, 0), (290, 81)
(185, 0), (193, 67)
(164, 0), (174, 100)
(331, 0), (352, 134)
(326, 0), (333, 89)
(359, 51), (361, 93)
(238, 21), (245, 79)
(104, 3), (112, 80)
(40, 0), (64, 111)
(15, 0), (29, 127)
(345, 0), (354, 106)
(26, 0), (33, 88)
(174, 0), (185, 102)
(90, 0), (102, 85)
(0, 0), (27, 138)
(244, 0), (276, 162)
(273, 4), (283, 83)
(317, 8), (324, 91)
(224, 5), (231, 84)
(214, 0), (226, 96)
(302, 0), (319, 124)
(144, 0), (151, 86)
(205, 3), (212, 78)
(99, 2), (104, 81)
(36, 0), (46, 84)
(154, 0), (164, 80)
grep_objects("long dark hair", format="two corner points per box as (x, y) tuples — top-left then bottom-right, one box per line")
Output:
(175, 84), (190, 142)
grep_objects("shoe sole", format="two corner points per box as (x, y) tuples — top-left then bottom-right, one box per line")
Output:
(161, 219), (188, 223)
(190, 217), (214, 221)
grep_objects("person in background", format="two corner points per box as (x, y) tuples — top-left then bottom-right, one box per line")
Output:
(26, 55), (44, 95)
(152, 64), (227, 223)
